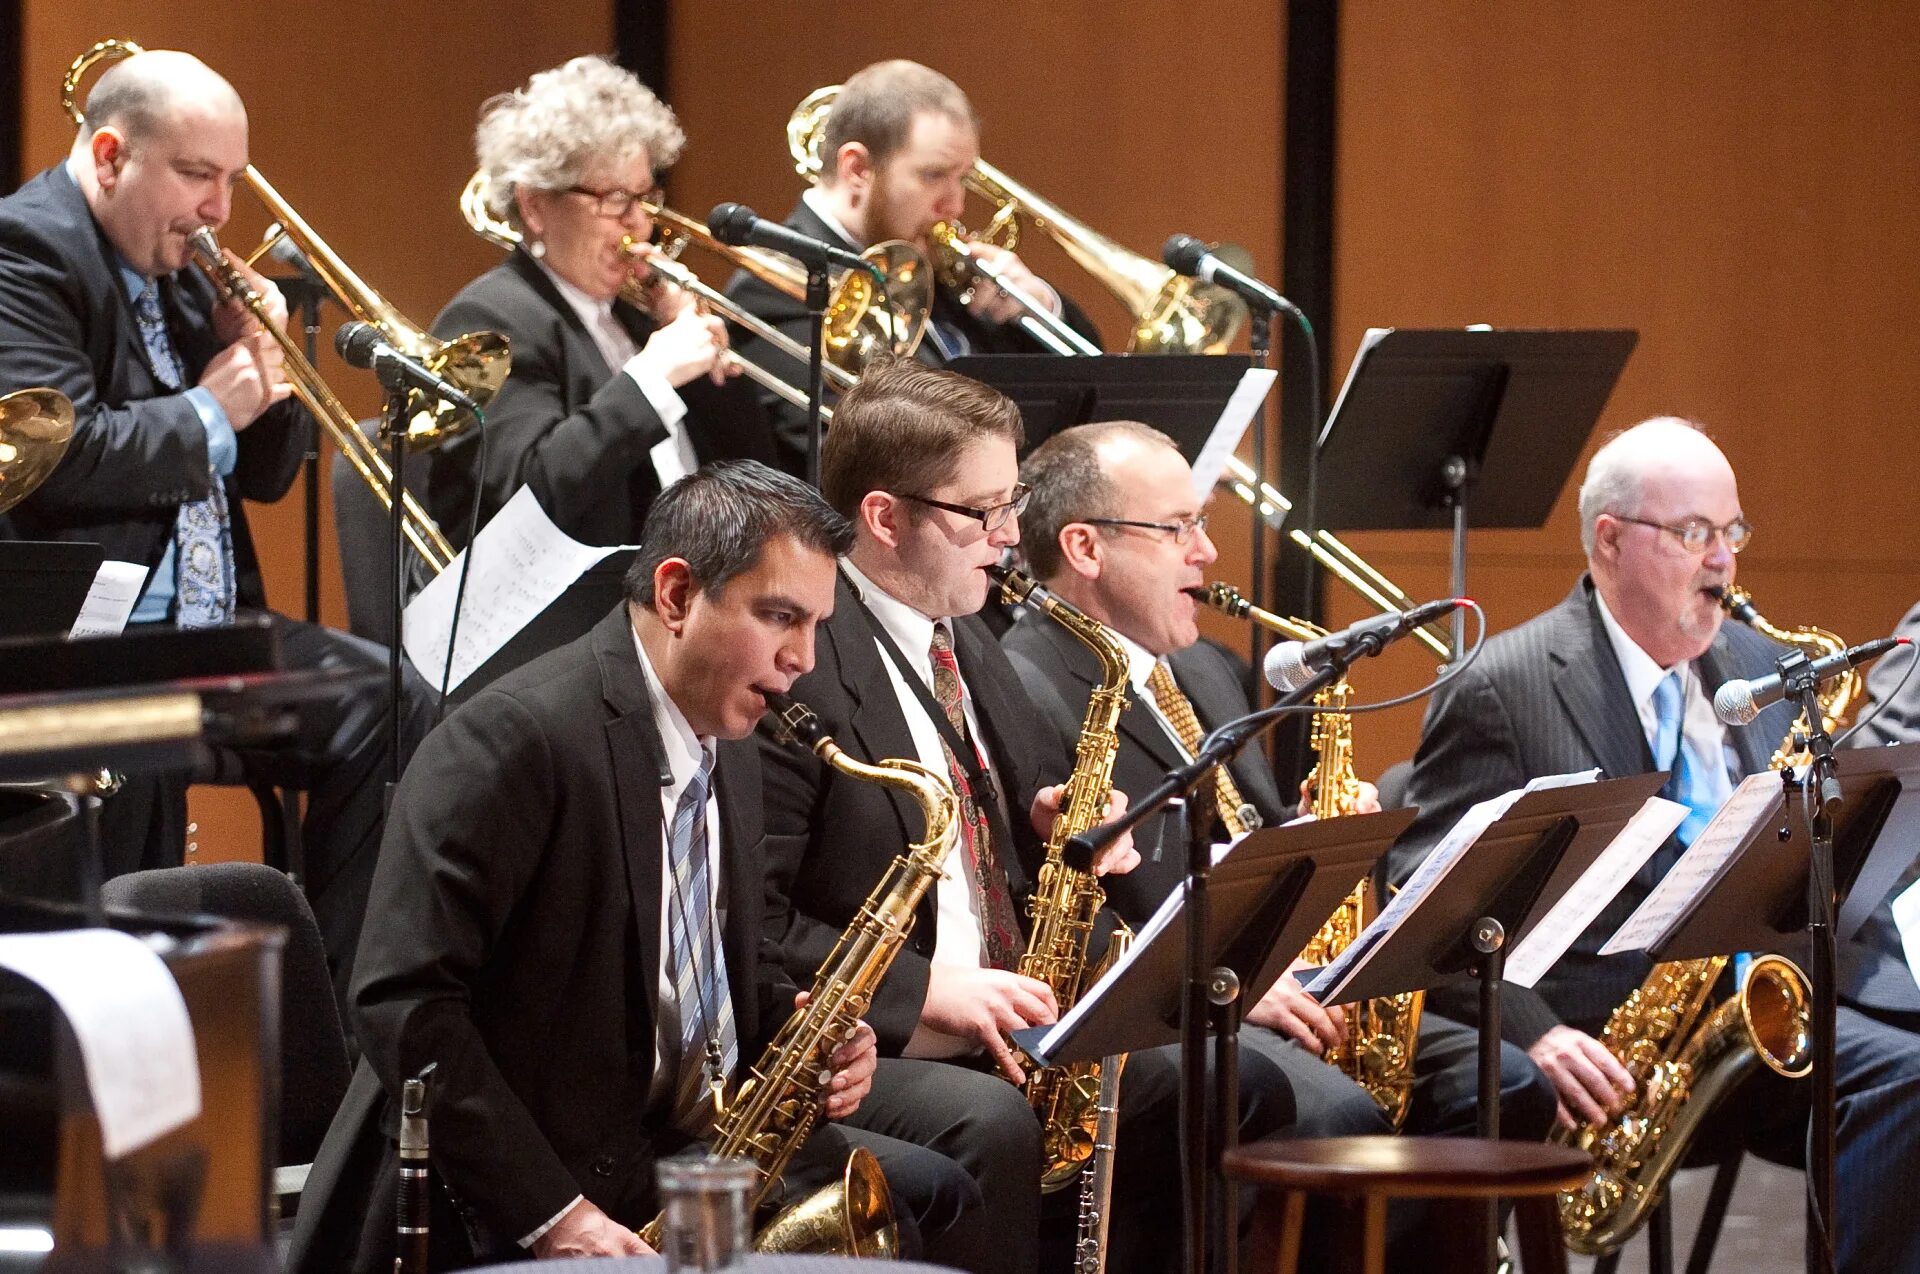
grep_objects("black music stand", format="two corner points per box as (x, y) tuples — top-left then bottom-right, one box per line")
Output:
(1016, 807), (1418, 1274)
(0, 542), (105, 639)
(1613, 743), (1920, 1273)
(1311, 328), (1637, 656)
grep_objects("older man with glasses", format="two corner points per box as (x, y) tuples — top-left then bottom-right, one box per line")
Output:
(1389, 416), (1920, 1273)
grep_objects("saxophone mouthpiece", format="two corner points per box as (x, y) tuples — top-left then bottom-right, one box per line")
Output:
(764, 691), (828, 750)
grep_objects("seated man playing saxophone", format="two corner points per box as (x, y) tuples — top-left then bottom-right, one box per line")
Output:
(288, 462), (978, 1271)
(1392, 417), (1920, 1271)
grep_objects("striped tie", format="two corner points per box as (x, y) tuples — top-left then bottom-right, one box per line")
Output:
(665, 750), (737, 1134)
(135, 282), (234, 627)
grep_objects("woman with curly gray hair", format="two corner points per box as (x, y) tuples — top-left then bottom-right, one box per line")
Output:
(426, 55), (770, 551)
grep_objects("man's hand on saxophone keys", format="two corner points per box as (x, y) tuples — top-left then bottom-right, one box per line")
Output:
(921, 966), (1059, 1083)
(1028, 784), (1141, 876)
(1245, 958), (1348, 1054)
(1528, 1023), (1637, 1130)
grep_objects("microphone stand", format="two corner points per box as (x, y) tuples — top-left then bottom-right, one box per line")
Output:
(381, 384), (411, 800)
(1070, 660), (1350, 1274)
(1246, 311), (1273, 677)
(804, 264), (829, 489)
(286, 277), (327, 626)
(1780, 648), (1840, 1274)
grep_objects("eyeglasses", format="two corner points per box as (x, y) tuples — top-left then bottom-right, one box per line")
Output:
(1613, 514), (1753, 555)
(563, 186), (665, 218)
(895, 483), (1031, 533)
(1083, 514), (1211, 545)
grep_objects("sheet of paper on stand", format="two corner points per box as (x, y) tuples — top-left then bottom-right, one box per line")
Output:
(1304, 768), (1599, 1002)
(1890, 875), (1920, 992)
(1189, 368), (1277, 496)
(0, 929), (201, 1158)
(67, 560), (148, 638)
(1600, 770), (1782, 956)
(402, 485), (638, 693)
(1504, 795), (1689, 987)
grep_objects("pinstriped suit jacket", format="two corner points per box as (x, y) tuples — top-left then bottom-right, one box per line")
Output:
(1389, 578), (1797, 1043)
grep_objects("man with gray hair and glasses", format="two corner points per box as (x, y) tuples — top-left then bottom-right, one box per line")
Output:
(1390, 416), (1920, 1272)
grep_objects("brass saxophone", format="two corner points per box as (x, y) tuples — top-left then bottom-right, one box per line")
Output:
(1193, 583), (1425, 1127)
(637, 693), (958, 1254)
(1553, 585), (1832, 1256)
(987, 563), (1133, 1192)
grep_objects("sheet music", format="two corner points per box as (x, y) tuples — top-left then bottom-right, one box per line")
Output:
(1599, 771), (1782, 956)
(1505, 796), (1688, 987)
(1889, 875), (1920, 994)
(403, 487), (636, 694)
(1189, 368), (1277, 498)
(0, 930), (200, 1158)
(1316, 327), (1393, 449)
(67, 560), (148, 638)
(1305, 769), (1598, 1001)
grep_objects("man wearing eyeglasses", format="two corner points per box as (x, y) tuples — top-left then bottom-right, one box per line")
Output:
(1390, 417), (1920, 1273)
(756, 361), (1295, 1274)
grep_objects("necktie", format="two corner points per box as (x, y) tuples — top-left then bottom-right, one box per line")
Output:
(665, 751), (738, 1134)
(1652, 671), (1723, 846)
(928, 624), (1023, 968)
(1146, 661), (1259, 836)
(135, 283), (234, 627)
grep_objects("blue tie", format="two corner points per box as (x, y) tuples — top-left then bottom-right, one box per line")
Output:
(1652, 671), (1720, 846)
(135, 283), (234, 628)
(666, 751), (737, 1134)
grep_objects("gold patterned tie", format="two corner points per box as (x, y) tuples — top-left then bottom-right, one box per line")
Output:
(1146, 660), (1255, 836)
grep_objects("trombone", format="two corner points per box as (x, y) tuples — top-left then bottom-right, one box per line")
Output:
(0, 388), (76, 515)
(787, 84), (1247, 356)
(460, 173), (857, 417)
(189, 228), (454, 571)
(63, 39), (511, 455)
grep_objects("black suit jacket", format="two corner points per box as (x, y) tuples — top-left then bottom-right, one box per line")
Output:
(757, 570), (1067, 1052)
(311, 605), (793, 1263)
(427, 248), (772, 548)
(722, 200), (1102, 476)
(0, 163), (306, 604)
(1003, 617), (1290, 925)
(1390, 578), (1798, 1043)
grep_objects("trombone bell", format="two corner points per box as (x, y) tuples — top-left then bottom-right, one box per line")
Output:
(0, 388), (77, 515)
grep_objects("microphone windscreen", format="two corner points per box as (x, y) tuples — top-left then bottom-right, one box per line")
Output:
(1162, 233), (1208, 275)
(708, 202), (756, 244)
(1712, 678), (1760, 727)
(334, 320), (382, 368)
(1263, 640), (1312, 692)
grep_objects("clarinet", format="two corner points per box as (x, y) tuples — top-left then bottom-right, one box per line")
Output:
(394, 1064), (436, 1274)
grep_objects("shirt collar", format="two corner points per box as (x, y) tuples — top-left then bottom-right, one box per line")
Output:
(630, 620), (714, 796)
(537, 259), (616, 328)
(1115, 631), (1163, 697)
(839, 556), (941, 667)
(801, 188), (864, 252)
(1593, 587), (1678, 712)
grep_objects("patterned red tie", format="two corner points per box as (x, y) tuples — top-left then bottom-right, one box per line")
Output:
(928, 624), (1023, 968)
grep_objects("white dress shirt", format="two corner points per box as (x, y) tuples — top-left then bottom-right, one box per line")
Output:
(1594, 590), (1739, 798)
(538, 262), (698, 489)
(839, 558), (1000, 1059)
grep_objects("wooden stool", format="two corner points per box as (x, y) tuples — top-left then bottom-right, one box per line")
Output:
(1221, 1136), (1591, 1274)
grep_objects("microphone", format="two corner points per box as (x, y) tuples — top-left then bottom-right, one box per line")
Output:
(1163, 234), (1298, 315)
(707, 202), (877, 278)
(1264, 599), (1466, 691)
(335, 321), (479, 415)
(1712, 636), (1909, 726)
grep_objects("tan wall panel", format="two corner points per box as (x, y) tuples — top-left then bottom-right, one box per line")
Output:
(24, 1), (614, 856)
(1337, 2), (1920, 773)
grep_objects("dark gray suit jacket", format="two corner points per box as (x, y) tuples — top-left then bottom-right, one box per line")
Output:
(428, 248), (772, 548)
(1391, 578), (1798, 1043)
(1002, 615), (1290, 926)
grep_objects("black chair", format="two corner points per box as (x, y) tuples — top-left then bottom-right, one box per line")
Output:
(332, 417), (435, 648)
(1589, 1153), (1747, 1274)
(101, 863), (351, 1202)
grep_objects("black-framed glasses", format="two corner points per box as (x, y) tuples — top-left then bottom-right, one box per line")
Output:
(1083, 514), (1211, 545)
(1613, 513), (1753, 555)
(895, 483), (1031, 533)
(563, 186), (665, 218)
